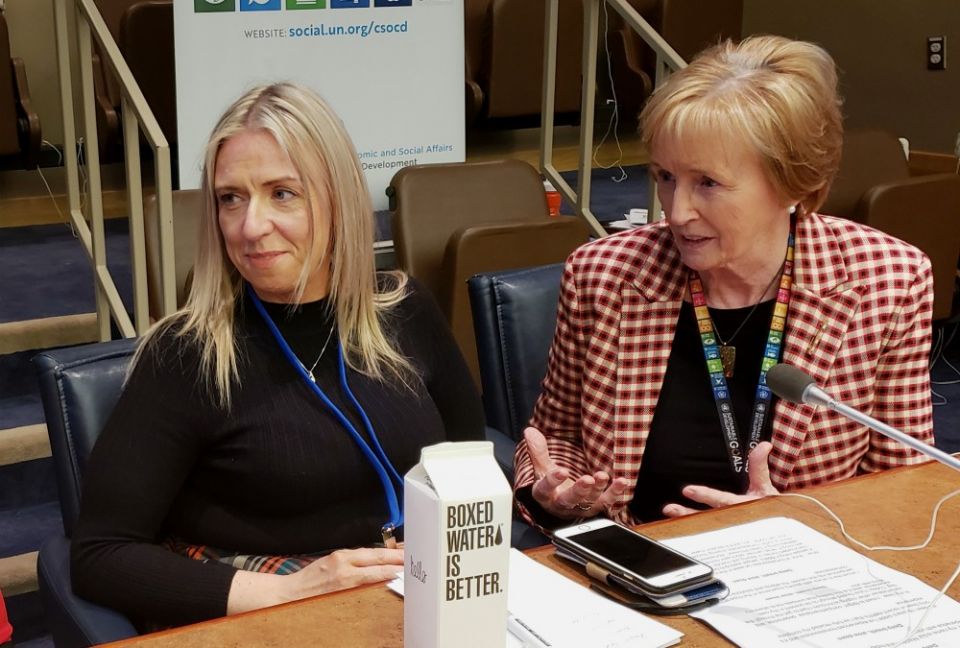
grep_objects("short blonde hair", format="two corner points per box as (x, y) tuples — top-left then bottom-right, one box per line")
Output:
(640, 35), (843, 215)
(139, 83), (411, 406)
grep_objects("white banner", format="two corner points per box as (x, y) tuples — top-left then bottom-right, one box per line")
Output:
(173, 0), (464, 209)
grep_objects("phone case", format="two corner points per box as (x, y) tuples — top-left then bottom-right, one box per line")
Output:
(553, 546), (728, 614)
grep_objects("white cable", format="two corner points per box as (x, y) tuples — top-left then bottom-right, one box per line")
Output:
(41, 139), (63, 166)
(35, 140), (76, 235)
(780, 485), (960, 646)
(35, 166), (66, 225)
(591, 1), (627, 183)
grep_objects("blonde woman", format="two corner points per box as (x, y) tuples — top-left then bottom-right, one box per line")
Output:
(71, 83), (483, 628)
(515, 36), (933, 529)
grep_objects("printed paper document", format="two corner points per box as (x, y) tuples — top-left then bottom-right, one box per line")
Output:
(390, 548), (682, 648)
(662, 517), (960, 648)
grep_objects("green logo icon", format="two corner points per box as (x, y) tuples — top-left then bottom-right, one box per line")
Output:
(287, 0), (325, 7)
(195, 0), (235, 11)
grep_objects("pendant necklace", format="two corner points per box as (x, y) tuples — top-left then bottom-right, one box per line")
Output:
(710, 267), (782, 379)
(302, 320), (336, 383)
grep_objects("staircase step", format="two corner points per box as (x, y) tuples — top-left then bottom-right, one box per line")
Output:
(0, 502), (61, 559)
(0, 394), (44, 432)
(0, 314), (98, 356)
(0, 425), (50, 467)
(0, 552), (38, 596)
(0, 457), (58, 513)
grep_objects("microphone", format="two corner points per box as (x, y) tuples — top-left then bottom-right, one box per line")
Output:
(767, 363), (960, 473)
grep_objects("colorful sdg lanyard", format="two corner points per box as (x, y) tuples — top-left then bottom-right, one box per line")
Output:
(247, 285), (403, 547)
(688, 231), (795, 488)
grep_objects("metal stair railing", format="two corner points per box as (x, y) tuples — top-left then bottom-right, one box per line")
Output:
(53, 0), (175, 340)
(540, 0), (686, 237)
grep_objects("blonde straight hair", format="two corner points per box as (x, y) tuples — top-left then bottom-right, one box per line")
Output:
(136, 83), (412, 407)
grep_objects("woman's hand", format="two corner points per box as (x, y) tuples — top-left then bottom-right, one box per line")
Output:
(524, 427), (630, 519)
(287, 547), (404, 598)
(662, 442), (779, 517)
(228, 547), (403, 615)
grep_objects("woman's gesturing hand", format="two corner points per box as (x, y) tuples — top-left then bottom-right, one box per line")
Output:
(524, 427), (630, 519)
(228, 547), (404, 615)
(662, 442), (779, 517)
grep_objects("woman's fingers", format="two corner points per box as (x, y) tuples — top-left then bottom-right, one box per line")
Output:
(523, 426), (556, 478)
(343, 547), (404, 567)
(662, 502), (700, 518)
(531, 467), (571, 505)
(746, 442), (779, 496)
(681, 484), (745, 508)
(555, 472), (608, 510)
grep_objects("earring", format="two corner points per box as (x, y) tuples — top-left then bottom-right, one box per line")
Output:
(788, 204), (798, 215)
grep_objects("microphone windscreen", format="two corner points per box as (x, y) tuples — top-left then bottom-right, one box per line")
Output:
(767, 364), (816, 404)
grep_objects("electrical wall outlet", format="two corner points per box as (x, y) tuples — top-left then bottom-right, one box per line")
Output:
(928, 36), (946, 70)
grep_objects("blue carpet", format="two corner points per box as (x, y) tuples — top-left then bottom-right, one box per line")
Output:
(0, 459), (57, 513)
(559, 164), (650, 223)
(0, 220), (133, 324)
(0, 501), (61, 557)
(930, 325), (960, 452)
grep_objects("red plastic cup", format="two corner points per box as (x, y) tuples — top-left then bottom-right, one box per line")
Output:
(544, 181), (562, 217)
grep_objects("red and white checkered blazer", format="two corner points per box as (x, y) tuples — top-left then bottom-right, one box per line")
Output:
(515, 213), (934, 525)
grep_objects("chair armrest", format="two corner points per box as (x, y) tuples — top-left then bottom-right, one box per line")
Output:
(91, 51), (121, 154)
(38, 536), (138, 647)
(484, 425), (516, 483)
(11, 58), (41, 168)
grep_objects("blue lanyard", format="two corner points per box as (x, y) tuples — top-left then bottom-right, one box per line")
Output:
(246, 286), (403, 544)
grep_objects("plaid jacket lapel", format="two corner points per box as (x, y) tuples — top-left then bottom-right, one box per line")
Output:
(608, 225), (686, 519)
(770, 215), (865, 486)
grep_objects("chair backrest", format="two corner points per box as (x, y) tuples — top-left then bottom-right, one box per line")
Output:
(120, 0), (176, 144)
(34, 339), (139, 537)
(484, 0), (582, 119)
(468, 264), (564, 440)
(144, 189), (203, 320)
(447, 219), (588, 384)
(389, 159), (550, 302)
(821, 129), (910, 222)
(822, 128), (960, 321)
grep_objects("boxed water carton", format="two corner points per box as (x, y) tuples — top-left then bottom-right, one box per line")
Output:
(404, 441), (512, 648)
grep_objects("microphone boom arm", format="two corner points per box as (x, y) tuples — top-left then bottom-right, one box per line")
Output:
(807, 385), (960, 473)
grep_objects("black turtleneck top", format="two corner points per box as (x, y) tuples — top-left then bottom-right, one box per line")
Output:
(70, 277), (484, 627)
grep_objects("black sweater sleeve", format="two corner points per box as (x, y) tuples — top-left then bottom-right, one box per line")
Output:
(394, 277), (486, 442)
(70, 332), (238, 627)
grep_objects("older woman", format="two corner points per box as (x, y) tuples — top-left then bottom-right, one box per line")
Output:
(71, 83), (484, 627)
(516, 35), (934, 528)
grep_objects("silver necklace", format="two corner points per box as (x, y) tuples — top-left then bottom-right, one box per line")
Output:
(302, 322), (336, 383)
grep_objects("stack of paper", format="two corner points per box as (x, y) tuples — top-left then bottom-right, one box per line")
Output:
(390, 549), (682, 648)
(663, 517), (960, 648)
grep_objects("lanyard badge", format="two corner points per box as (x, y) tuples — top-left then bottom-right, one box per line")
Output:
(688, 232), (795, 487)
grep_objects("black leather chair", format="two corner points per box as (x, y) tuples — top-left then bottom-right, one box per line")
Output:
(468, 264), (564, 445)
(469, 264), (563, 550)
(33, 339), (140, 647)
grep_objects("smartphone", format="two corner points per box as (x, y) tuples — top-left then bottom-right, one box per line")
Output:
(553, 519), (713, 595)
(642, 579), (729, 608)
